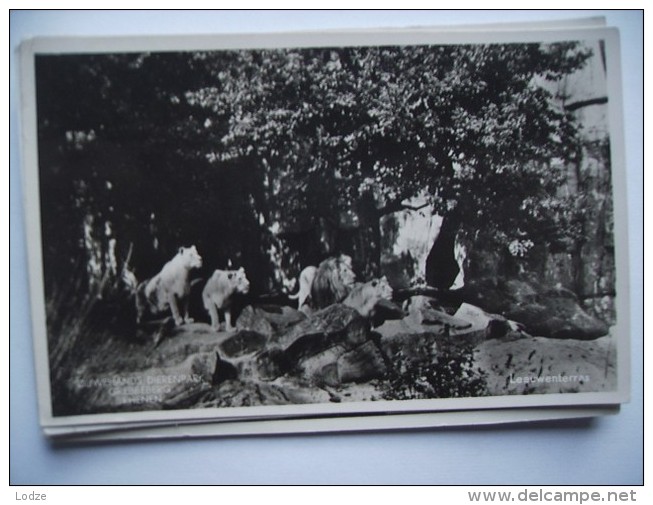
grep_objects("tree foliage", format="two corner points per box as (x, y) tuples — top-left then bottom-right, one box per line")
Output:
(186, 43), (590, 236)
(35, 41), (592, 302)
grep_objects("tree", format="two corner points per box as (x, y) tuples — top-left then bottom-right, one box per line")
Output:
(185, 42), (592, 285)
(36, 41), (593, 307)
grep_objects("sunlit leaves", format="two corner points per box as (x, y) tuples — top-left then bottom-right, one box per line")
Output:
(37, 40), (593, 284)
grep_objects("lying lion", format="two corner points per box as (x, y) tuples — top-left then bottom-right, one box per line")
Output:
(343, 276), (393, 318)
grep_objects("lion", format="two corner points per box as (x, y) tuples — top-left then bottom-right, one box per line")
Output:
(135, 245), (203, 326)
(310, 254), (356, 309)
(288, 265), (317, 311)
(343, 276), (393, 318)
(202, 267), (250, 332)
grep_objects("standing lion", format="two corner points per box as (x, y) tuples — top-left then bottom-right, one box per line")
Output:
(202, 267), (250, 332)
(135, 245), (203, 326)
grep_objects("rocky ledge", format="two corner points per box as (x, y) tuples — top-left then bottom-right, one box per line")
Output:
(65, 279), (617, 414)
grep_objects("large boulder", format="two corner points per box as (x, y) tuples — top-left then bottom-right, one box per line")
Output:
(219, 329), (268, 358)
(504, 288), (609, 340)
(292, 339), (388, 386)
(273, 304), (369, 356)
(256, 304), (383, 384)
(453, 277), (537, 314)
(153, 305), (383, 386)
(455, 278), (609, 340)
(337, 340), (387, 384)
(236, 304), (306, 338)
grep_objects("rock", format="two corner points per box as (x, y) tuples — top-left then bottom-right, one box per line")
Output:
(505, 288), (609, 340)
(236, 304), (306, 338)
(454, 277), (540, 315)
(274, 304), (368, 355)
(236, 306), (275, 337)
(475, 333), (617, 395)
(260, 304), (307, 329)
(503, 279), (540, 303)
(252, 304), (387, 386)
(337, 340), (387, 383)
(293, 346), (343, 386)
(251, 346), (288, 381)
(196, 377), (353, 408)
(162, 381), (212, 410)
(280, 305), (369, 383)
(211, 351), (239, 384)
(146, 322), (224, 366)
(205, 380), (302, 407)
(189, 351), (220, 382)
(456, 278), (609, 340)
(219, 330), (268, 358)
(201, 305), (373, 385)
(228, 305), (371, 383)
(292, 340), (387, 386)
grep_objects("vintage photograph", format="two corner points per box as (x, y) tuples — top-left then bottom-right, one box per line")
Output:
(22, 29), (625, 424)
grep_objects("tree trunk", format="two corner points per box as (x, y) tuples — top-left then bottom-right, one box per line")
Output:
(425, 213), (460, 290)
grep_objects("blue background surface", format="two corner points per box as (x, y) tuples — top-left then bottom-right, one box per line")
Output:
(9, 10), (643, 485)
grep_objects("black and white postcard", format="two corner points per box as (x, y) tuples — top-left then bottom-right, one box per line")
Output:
(19, 22), (630, 439)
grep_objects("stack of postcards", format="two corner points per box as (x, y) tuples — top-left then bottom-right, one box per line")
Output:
(17, 17), (631, 442)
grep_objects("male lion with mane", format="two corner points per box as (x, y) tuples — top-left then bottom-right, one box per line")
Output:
(310, 254), (356, 309)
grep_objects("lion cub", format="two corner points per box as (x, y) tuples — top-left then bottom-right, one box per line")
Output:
(202, 267), (250, 332)
(135, 245), (203, 326)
